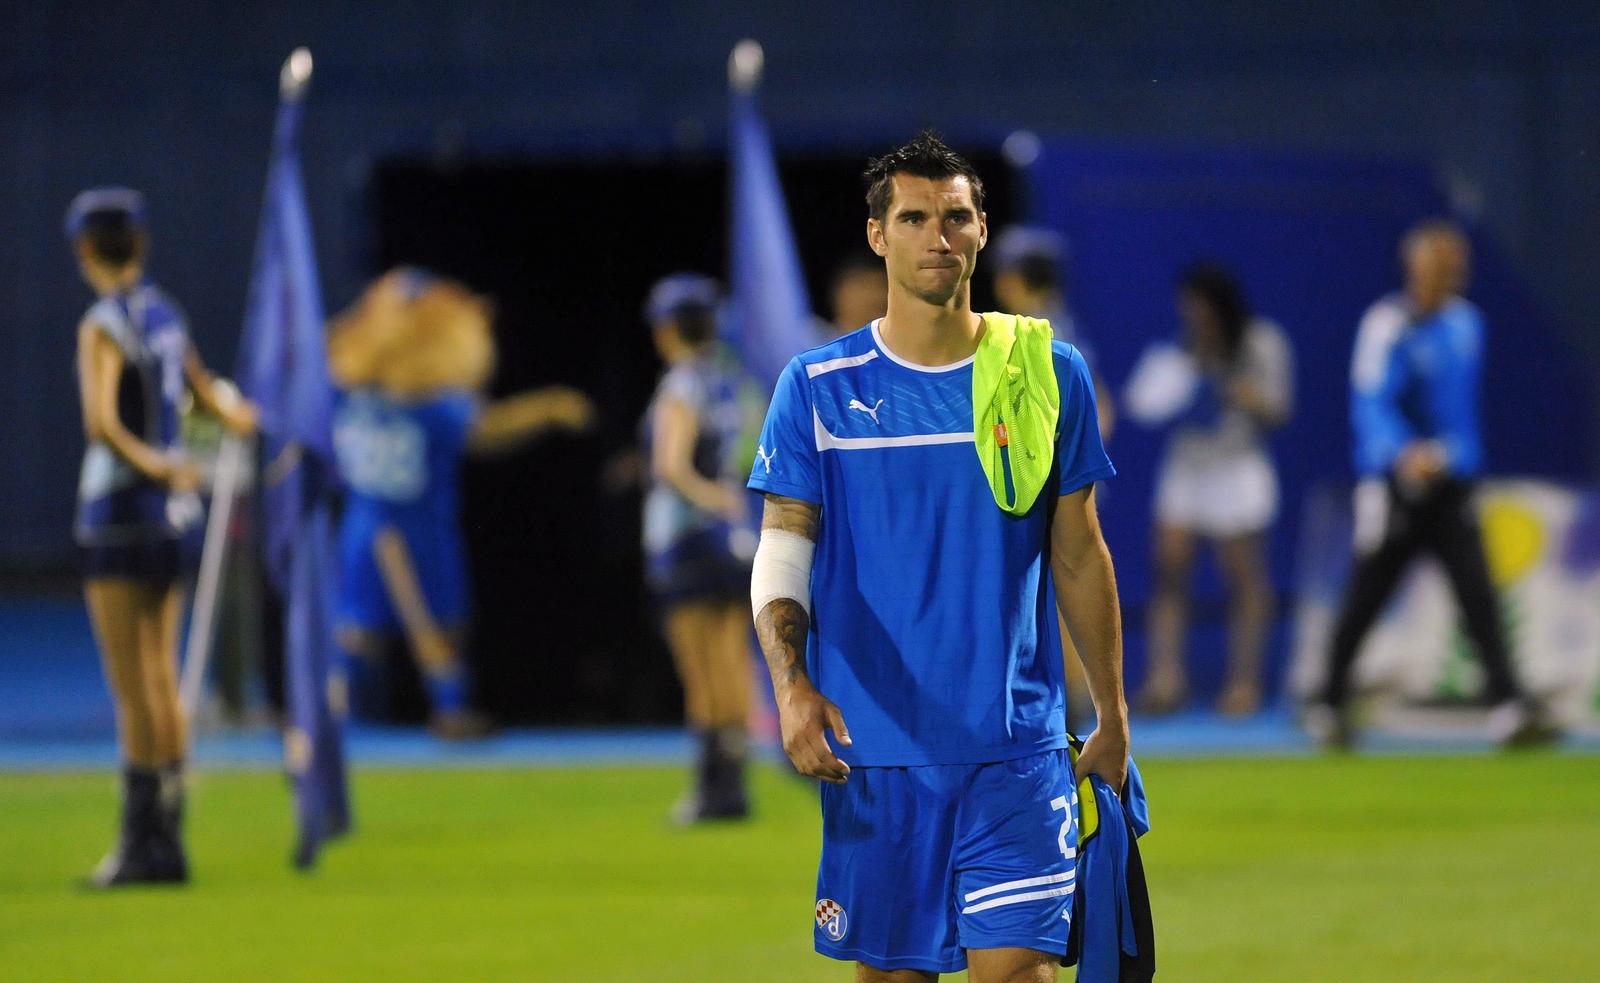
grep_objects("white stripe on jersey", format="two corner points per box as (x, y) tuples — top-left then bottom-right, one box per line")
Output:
(964, 869), (1076, 903)
(806, 349), (880, 378)
(812, 409), (972, 452)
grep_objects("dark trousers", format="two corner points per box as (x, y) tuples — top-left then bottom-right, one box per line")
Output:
(1323, 477), (1521, 707)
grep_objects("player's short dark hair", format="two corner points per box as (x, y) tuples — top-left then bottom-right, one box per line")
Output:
(1178, 261), (1250, 360)
(75, 208), (143, 268)
(863, 131), (985, 223)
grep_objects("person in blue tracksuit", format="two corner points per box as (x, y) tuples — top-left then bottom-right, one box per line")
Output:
(1304, 220), (1552, 748)
(69, 188), (259, 885)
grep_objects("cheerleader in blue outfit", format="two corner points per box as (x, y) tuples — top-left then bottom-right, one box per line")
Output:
(640, 274), (764, 823)
(327, 269), (592, 738)
(69, 189), (259, 885)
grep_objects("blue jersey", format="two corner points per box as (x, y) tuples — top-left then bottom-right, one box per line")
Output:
(747, 320), (1115, 766)
(75, 280), (193, 546)
(333, 388), (479, 630)
(1349, 294), (1485, 478)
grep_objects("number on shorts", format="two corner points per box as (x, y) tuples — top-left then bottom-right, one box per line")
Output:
(1050, 794), (1073, 860)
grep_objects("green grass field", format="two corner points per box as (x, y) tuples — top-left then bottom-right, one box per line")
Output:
(4, 754), (1598, 981)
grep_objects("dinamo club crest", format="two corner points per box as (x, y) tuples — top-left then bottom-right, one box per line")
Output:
(815, 898), (848, 941)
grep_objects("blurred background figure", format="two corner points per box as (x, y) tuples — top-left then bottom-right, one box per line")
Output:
(327, 268), (592, 740)
(1305, 222), (1552, 749)
(991, 224), (1116, 726)
(991, 224), (1115, 441)
(826, 252), (887, 336)
(69, 188), (258, 885)
(640, 273), (762, 824)
(1124, 263), (1293, 716)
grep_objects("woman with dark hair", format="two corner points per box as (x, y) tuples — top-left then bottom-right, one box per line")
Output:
(1124, 262), (1294, 716)
(69, 188), (259, 885)
(640, 273), (764, 824)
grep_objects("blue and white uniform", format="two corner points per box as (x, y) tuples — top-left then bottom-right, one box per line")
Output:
(1350, 293), (1484, 480)
(76, 281), (200, 579)
(642, 349), (760, 606)
(748, 319), (1115, 972)
(333, 388), (480, 634)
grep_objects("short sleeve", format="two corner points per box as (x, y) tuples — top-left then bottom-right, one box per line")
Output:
(1055, 342), (1116, 496)
(747, 357), (822, 503)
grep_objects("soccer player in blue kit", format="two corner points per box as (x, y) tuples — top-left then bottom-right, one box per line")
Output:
(747, 133), (1131, 981)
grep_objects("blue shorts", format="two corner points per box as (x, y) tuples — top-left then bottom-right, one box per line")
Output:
(645, 526), (751, 608)
(337, 519), (469, 635)
(814, 749), (1078, 973)
(80, 535), (200, 585)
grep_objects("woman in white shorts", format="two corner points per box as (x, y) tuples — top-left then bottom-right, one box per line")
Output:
(1124, 263), (1293, 715)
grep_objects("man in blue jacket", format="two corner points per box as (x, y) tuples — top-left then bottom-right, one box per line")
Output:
(1306, 220), (1551, 748)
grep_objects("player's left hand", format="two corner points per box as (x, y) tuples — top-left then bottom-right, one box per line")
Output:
(1076, 720), (1130, 792)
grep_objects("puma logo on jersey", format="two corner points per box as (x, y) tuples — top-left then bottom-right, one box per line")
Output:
(848, 398), (885, 425)
(756, 445), (777, 474)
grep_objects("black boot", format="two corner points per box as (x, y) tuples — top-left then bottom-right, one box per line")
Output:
(699, 726), (750, 821)
(89, 765), (187, 887)
(668, 729), (715, 826)
(154, 762), (191, 881)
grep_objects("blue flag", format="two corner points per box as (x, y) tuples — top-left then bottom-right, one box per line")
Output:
(728, 60), (821, 388)
(236, 62), (350, 870)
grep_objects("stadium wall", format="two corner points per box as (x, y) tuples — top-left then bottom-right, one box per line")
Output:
(3, 0), (1598, 568)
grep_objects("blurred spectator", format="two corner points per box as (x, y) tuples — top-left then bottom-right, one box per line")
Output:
(991, 225), (1115, 441)
(827, 252), (888, 335)
(640, 273), (761, 823)
(1304, 222), (1554, 748)
(1124, 263), (1292, 716)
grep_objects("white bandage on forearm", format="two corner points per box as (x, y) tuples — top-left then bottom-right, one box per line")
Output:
(750, 529), (815, 621)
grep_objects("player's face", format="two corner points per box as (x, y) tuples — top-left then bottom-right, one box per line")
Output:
(1405, 233), (1470, 312)
(868, 174), (987, 308)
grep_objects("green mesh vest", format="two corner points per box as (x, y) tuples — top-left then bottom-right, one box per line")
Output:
(972, 312), (1059, 515)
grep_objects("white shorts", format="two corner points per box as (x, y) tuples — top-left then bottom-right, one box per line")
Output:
(1155, 450), (1278, 537)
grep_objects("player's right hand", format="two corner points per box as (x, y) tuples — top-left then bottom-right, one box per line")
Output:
(777, 683), (852, 784)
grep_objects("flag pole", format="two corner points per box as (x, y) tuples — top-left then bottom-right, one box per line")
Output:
(179, 433), (249, 721)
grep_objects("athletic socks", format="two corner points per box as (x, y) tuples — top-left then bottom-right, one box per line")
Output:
(424, 663), (470, 715)
(700, 726), (750, 820)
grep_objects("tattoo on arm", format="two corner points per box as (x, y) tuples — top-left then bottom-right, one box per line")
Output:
(761, 494), (820, 538)
(755, 494), (821, 691)
(756, 599), (809, 690)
